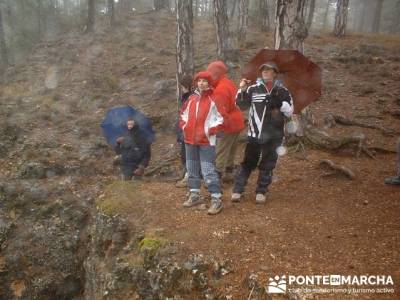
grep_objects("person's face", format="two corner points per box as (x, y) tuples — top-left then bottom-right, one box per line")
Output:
(197, 78), (209, 92)
(261, 68), (276, 81)
(127, 120), (135, 130)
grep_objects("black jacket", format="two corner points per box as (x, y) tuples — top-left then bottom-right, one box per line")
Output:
(236, 79), (293, 143)
(115, 126), (151, 167)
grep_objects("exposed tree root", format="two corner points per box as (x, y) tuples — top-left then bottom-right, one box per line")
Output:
(319, 159), (356, 180)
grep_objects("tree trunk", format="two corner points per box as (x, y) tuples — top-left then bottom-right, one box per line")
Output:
(4, 1), (13, 30)
(306, 0), (315, 30)
(274, 0), (314, 143)
(213, 0), (233, 62)
(259, 0), (270, 32)
(230, 0), (238, 18)
(333, 0), (349, 37)
(85, 0), (96, 33)
(274, 0), (308, 52)
(154, 0), (169, 10)
(393, 0), (400, 32)
(0, 8), (8, 67)
(176, 0), (194, 101)
(322, 0), (331, 30)
(357, 0), (367, 32)
(372, 0), (384, 33)
(194, 0), (199, 16)
(108, 0), (115, 27)
(208, 0), (214, 19)
(37, 0), (44, 39)
(237, 0), (249, 47)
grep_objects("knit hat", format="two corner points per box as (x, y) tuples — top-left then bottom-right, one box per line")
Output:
(193, 71), (213, 85)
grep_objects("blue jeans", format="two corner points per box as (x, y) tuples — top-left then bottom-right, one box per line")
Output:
(185, 144), (221, 197)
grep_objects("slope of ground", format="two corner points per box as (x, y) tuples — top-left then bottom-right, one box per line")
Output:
(0, 9), (399, 300)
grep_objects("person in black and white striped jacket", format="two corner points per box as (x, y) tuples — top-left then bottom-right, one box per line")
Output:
(231, 62), (294, 204)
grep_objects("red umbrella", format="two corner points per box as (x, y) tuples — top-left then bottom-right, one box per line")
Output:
(241, 49), (322, 113)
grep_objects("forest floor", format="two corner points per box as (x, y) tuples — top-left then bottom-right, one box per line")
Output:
(1, 10), (400, 300)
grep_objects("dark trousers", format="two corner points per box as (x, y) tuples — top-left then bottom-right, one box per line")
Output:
(179, 142), (187, 170)
(233, 138), (282, 194)
(121, 162), (138, 180)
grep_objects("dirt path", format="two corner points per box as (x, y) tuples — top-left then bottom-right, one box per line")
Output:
(121, 139), (399, 299)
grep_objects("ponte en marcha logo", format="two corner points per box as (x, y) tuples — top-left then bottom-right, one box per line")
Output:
(267, 274), (395, 295)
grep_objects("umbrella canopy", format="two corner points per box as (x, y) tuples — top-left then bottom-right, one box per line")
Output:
(101, 106), (155, 147)
(242, 49), (322, 113)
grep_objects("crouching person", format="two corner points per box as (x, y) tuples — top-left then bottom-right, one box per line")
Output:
(179, 71), (224, 215)
(115, 118), (151, 180)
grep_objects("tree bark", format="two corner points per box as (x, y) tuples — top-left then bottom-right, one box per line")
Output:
(306, 0), (315, 30)
(37, 0), (44, 39)
(372, 0), (384, 33)
(154, 0), (170, 10)
(230, 0), (238, 18)
(176, 0), (194, 101)
(333, 0), (349, 37)
(0, 8), (8, 67)
(213, 0), (234, 62)
(274, 0), (308, 52)
(356, 0), (367, 32)
(194, 0), (199, 16)
(322, 0), (331, 30)
(394, 0), (400, 33)
(259, 0), (270, 32)
(85, 0), (96, 34)
(237, 0), (249, 47)
(108, 0), (115, 27)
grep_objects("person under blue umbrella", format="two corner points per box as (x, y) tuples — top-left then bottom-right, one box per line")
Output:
(115, 117), (151, 180)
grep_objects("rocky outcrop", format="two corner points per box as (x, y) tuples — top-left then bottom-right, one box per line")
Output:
(0, 180), (89, 300)
(83, 195), (234, 300)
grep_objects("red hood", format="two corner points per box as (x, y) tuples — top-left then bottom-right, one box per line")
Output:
(207, 61), (228, 85)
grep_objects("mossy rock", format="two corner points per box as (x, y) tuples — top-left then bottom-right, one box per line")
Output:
(138, 237), (165, 258)
(96, 180), (151, 217)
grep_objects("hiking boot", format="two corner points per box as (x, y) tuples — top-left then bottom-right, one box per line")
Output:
(183, 192), (203, 207)
(255, 193), (266, 204)
(231, 193), (242, 203)
(208, 197), (223, 215)
(385, 175), (400, 185)
(175, 173), (188, 188)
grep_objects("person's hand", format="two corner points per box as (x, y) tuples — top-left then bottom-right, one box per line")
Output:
(133, 165), (145, 176)
(270, 97), (283, 109)
(239, 78), (251, 91)
(116, 137), (124, 144)
(113, 155), (121, 166)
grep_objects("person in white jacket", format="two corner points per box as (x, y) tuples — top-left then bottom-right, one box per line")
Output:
(232, 62), (294, 204)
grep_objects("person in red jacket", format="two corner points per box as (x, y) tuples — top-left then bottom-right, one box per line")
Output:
(179, 71), (224, 215)
(207, 61), (245, 183)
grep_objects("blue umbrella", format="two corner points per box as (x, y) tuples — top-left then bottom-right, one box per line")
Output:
(101, 106), (155, 147)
